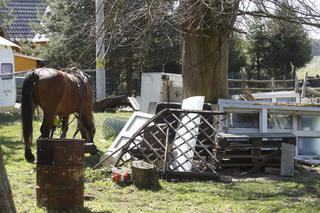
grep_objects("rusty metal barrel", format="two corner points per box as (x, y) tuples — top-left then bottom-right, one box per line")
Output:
(36, 138), (85, 210)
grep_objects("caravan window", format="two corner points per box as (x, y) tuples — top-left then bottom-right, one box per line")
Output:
(1, 63), (13, 79)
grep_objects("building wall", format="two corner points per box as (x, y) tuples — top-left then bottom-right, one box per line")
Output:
(14, 55), (37, 72)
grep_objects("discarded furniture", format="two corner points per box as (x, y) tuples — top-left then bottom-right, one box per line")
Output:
(217, 132), (296, 176)
(101, 112), (153, 163)
(139, 72), (183, 113)
(218, 99), (320, 165)
(232, 90), (300, 103)
(96, 108), (226, 180)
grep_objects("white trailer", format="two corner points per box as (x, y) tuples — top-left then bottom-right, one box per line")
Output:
(0, 36), (20, 112)
(139, 72), (183, 113)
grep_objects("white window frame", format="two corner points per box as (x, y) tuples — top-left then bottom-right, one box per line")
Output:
(218, 99), (320, 159)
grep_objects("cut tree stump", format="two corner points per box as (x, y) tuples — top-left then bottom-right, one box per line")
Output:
(0, 145), (17, 213)
(131, 160), (158, 188)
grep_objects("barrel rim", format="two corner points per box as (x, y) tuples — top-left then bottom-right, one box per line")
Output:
(37, 138), (86, 143)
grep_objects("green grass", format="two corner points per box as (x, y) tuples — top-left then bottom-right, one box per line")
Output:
(0, 111), (319, 212)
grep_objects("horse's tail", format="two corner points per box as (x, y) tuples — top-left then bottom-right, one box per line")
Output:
(21, 72), (38, 144)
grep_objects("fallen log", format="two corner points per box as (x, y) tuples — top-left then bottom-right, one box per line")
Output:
(93, 95), (129, 112)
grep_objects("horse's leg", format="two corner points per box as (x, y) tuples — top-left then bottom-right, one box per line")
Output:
(78, 117), (88, 140)
(24, 106), (36, 162)
(83, 111), (98, 154)
(40, 112), (55, 139)
(82, 111), (96, 144)
(60, 115), (70, 139)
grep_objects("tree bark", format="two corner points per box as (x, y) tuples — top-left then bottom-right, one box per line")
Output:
(0, 145), (17, 213)
(182, 33), (231, 103)
(131, 160), (158, 188)
(181, 1), (239, 103)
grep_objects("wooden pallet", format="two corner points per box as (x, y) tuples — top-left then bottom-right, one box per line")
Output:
(217, 133), (296, 175)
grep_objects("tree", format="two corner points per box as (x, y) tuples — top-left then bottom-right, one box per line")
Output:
(0, 0), (13, 37)
(0, 0), (13, 27)
(102, 0), (320, 103)
(31, 0), (96, 69)
(247, 18), (270, 79)
(0, 145), (16, 213)
(266, 5), (312, 79)
(103, 0), (181, 96)
(28, 0), (181, 96)
(228, 33), (247, 79)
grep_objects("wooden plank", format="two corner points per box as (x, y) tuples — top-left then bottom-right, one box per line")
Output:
(228, 87), (294, 91)
(228, 79), (294, 83)
(223, 147), (280, 150)
(280, 143), (295, 176)
(218, 132), (296, 139)
(306, 87), (320, 96)
(222, 154), (281, 159)
(301, 71), (308, 98)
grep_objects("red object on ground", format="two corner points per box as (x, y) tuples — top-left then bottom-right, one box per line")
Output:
(112, 168), (131, 184)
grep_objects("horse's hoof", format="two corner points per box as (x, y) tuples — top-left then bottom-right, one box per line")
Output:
(84, 143), (99, 155)
(25, 151), (35, 163)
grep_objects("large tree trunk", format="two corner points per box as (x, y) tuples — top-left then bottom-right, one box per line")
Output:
(181, 1), (239, 103)
(182, 33), (231, 103)
(0, 145), (17, 213)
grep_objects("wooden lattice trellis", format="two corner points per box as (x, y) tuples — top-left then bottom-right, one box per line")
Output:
(98, 108), (226, 178)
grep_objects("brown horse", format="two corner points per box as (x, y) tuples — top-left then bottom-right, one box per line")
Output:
(21, 68), (96, 162)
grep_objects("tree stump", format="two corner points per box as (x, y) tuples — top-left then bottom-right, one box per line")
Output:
(0, 145), (17, 213)
(131, 161), (158, 188)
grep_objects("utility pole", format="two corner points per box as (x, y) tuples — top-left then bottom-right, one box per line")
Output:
(96, 0), (106, 100)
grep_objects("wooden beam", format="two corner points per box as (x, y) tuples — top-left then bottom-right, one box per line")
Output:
(218, 132), (296, 139)
(301, 72), (308, 98)
(306, 87), (320, 96)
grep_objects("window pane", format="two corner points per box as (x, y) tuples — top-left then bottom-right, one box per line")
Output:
(1, 63), (13, 74)
(255, 98), (272, 102)
(229, 112), (259, 128)
(276, 97), (296, 103)
(298, 138), (320, 156)
(298, 116), (320, 131)
(268, 114), (292, 129)
(1, 63), (13, 79)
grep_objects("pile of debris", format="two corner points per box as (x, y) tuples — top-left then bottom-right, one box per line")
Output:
(96, 97), (227, 180)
